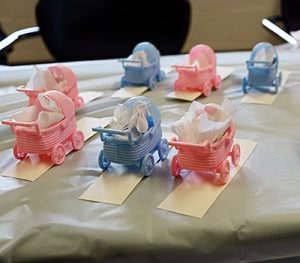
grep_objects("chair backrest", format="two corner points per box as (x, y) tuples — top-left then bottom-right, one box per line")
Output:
(36, 0), (191, 62)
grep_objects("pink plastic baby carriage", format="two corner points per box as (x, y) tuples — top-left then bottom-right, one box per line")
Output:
(17, 65), (84, 108)
(168, 121), (240, 185)
(1, 90), (84, 165)
(172, 44), (222, 97)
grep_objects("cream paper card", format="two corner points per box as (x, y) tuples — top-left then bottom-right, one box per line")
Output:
(241, 70), (290, 105)
(80, 152), (161, 205)
(157, 139), (257, 218)
(111, 86), (148, 99)
(166, 66), (235, 101)
(166, 91), (202, 102)
(0, 117), (111, 181)
(79, 91), (103, 104)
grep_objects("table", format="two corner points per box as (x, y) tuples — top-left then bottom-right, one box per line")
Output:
(1, 47), (300, 262)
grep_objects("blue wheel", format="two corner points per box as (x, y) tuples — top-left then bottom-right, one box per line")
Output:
(276, 72), (282, 89)
(158, 138), (169, 161)
(121, 76), (127, 87)
(242, 77), (248, 93)
(148, 77), (157, 90)
(99, 150), (110, 170)
(158, 70), (166, 81)
(141, 153), (154, 177)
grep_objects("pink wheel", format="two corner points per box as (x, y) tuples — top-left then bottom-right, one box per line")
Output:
(51, 143), (66, 165)
(72, 130), (84, 150)
(213, 75), (222, 90)
(219, 160), (230, 185)
(13, 144), (27, 160)
(231, 144), (240, 167)
(171, 155), (181, 177)
(202, 82), (211, 97)
(174, 80), (180, 90)
(76, 96), (84, 108)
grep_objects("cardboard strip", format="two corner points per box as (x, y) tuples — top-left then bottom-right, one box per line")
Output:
(0, 117), (111, 181)
(79, 91), (103, 104)
(165, 66), (235, 101)
(111, 86), (148, 99)
(166, 91), (202, 102)
(157, 139), (257, 218)
(80, 152), (161, 205)
(241, 70), (290, 105)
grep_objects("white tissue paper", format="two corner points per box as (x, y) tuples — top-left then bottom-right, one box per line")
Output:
(10, 93), (64, 130)
(109, 101), (149, 138)
(171, 99), (236, 144)
(254, 47), (275, 67)
(125, 51), (150, 67)
(25, 66), (66, 91)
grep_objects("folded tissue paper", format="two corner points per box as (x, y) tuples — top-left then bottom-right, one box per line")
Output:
(172, 99), (236, 144)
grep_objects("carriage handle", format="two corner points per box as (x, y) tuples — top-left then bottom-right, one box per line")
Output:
(172, 64), (197, 70)
(168, 137), (210, 149)
(92, 127), (133, 145)
(119, 58), (144, 68)
(246, 60), (272, 67)
(16, 85), (45, 93)
(1, 119), (41, 134)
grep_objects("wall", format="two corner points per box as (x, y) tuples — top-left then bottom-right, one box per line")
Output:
(0, 0), (282, 64)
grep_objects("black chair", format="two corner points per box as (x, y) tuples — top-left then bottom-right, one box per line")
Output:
(262, 0), (300, 45)
(0, 0), (191, 64)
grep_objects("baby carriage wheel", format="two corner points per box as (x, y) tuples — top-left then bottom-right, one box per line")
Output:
(231, 144), (241, 167)
(141, 153), (154, 177)
(99, 150), (111, 170)
(121, 76), (127, 87)
(171, 155), (181, 177)
(174, 80), (180, 90)
(51, 143), (66, 165)
(213, 75), (222, 90)
(72, 130), (84, 150)
(158, 138), (169, 161)
(158, 70), (166, 81)
(274, 71), (282, 92)
(13, 144), (27, 160)
(202, 82), (211, 97)
(219, 159), (230, 185)
(76, 96), (84, 108)
(148, 77), (157, 90)
(242, 77), (248, 93)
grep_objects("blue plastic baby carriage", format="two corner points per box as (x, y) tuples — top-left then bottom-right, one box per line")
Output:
(242, 42), (282, 94)
(119, 42), (165, 90)
(92, 96), (169, 176)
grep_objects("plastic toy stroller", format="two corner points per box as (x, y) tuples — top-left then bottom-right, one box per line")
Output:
(1, 90), (84, 165)
(172, 44), (221, 97)
(242, 42), (282, 94)
(168, 121), (240, 185)
(17, 64), (84, 108)
(92, 96), (169, 176)
(119, 42), (165, 90)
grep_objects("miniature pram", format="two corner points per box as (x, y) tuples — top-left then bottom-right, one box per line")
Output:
(242, 42), (282, 94)
(17, 64), (84, 108)
(172, 44), (221, 97)
(92, 96), (169, 176)
(168, 121), (240, 185)
(119, 42), (165, 90)
(1, 90), (84, 165)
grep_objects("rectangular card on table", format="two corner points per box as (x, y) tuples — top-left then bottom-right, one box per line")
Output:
(166, 66), (235, 101)
(0, 117), (111, 182)
(79, 91), (103, 104)
(158, 139), (257, 218)
(111, 86), (148, 99)
(80, 152), (160, 205)
(241, 70), (290, 105)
